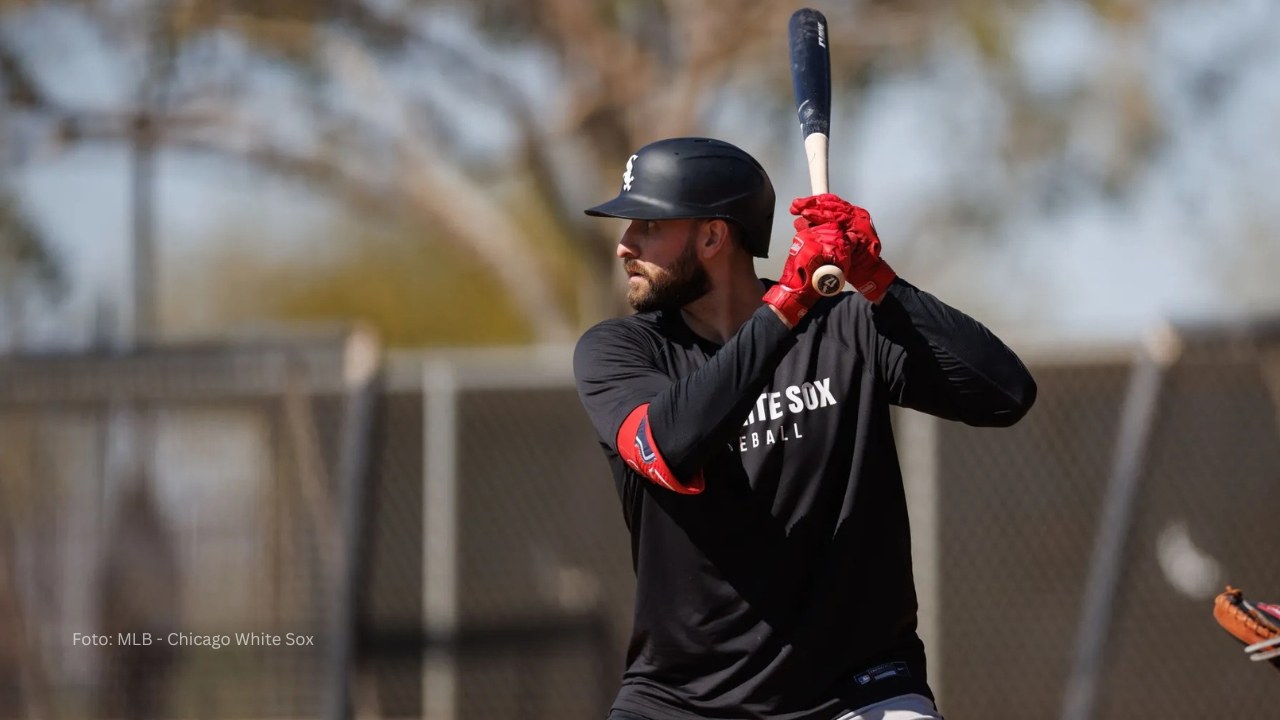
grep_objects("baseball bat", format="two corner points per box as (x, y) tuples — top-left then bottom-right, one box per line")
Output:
(789, 8), (845, 297)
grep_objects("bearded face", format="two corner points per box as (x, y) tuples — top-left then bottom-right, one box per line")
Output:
(623, 223), (711, 312)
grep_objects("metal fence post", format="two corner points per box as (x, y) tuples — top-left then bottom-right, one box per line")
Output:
(423, 359), (459, 720)
(324, 327), (383, 720)
(1060, 323), (1181, 720)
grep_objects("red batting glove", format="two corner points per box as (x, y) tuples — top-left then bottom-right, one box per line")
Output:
(791, 193), (859, 229)
(763, 223), (852, 327)
(790, 194), (897, 303)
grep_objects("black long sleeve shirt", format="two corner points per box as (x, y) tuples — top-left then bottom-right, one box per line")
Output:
(573, 278), (1036, 719)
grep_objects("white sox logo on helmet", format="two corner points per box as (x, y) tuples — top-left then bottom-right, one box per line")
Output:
(622, 154), (639, 191)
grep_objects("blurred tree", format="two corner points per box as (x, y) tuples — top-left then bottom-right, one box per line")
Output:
(15, 0), (1269, 345)
(0, 0), (943, 344)
(0, 16), (65, 347)
(0, 192), (63, 348)
(166, 214), (534, 347)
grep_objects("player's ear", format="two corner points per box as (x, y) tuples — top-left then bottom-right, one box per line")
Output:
(698, 219), (731, 259)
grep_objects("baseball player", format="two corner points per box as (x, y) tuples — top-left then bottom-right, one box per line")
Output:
(573, 137), (1036, 720)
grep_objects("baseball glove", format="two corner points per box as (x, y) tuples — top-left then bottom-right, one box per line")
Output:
(1213, 586), (1280, 667)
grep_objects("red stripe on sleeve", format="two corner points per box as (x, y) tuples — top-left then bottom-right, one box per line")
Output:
(616, 404), (704, 494)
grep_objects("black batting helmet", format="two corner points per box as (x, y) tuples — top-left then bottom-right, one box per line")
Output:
(584, 137), (776, 257)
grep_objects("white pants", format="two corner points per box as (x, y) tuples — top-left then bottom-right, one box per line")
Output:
(833, 693), (943, 720)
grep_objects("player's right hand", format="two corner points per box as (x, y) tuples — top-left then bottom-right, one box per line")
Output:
(762, 222), (852, 328)
(791, 194), (896, 304)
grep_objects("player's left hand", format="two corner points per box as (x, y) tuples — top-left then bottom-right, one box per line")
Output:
(762, 222), (852, 327)
(790, 194), (897, 304)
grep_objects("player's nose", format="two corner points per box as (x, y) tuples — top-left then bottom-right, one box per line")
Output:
(617, 225), (641, 259)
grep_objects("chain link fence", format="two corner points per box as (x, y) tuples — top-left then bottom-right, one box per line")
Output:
(922, 320), (1280, 719)
(905, 353), (1132, 719)
(0, 332), (371, 719)
(2, 318), (1279, 719)
(409, 351), (629, 720)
